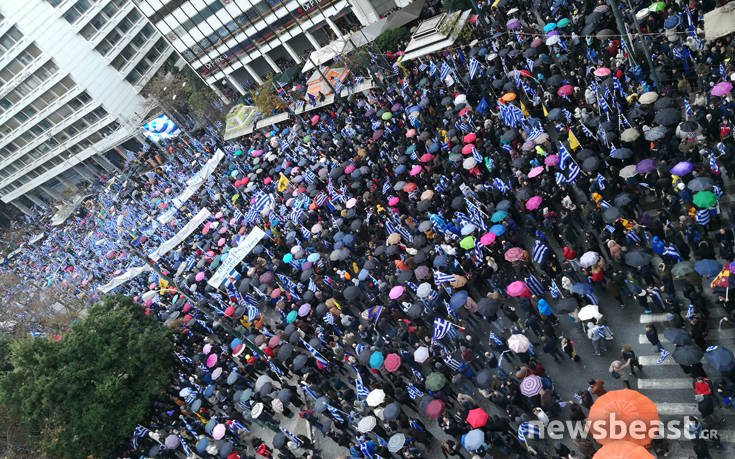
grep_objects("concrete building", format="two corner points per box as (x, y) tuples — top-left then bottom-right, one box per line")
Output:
(0, 0), (175, 215)
(133, 0), (396, 98)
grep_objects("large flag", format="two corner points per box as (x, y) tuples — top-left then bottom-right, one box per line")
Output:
(568, 129), (581, 150)
(710, 267), (730, 289)
(277, 173), (290, 192)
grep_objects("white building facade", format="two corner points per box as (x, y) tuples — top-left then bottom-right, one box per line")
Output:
(133, 0), (395, 97)
(0, 0), (175, 215)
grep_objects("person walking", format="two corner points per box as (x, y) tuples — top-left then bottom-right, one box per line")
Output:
(621, 344), (643, 375)
(587, 322), (607, 356)
(644, 324), (665, 352)
(609, 359), (633, 388)
(542, 334), (566, 363)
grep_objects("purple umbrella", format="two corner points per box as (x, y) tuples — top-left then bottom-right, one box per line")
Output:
(507, 19), (521, 29)
(670, 161), (694, 176)
(636, 158), (656, 174)
(711, 82), (733, 97)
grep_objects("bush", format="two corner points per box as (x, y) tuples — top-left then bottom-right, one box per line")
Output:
(375, 27), (411, 52)
(443, 0), (471, 12)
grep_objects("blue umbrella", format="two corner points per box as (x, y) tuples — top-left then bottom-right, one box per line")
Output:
(196, 438), (209, 454)
(450, 290), (469, 310)
(664, 15), (680, 29)
(369, 351), (384, 369)
(433, 254), (448, 268)
(489, 224), (506, 236)
(705, 346), (735, 372)
(694, 259), (721, 277)
(428, 143), (440, 153)
(462, 429), (484, 451)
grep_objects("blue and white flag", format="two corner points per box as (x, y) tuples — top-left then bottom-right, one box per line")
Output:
(326, 404), (345, 424)
(492, 177), (511, 193)
(301, 339), (330, 367)
(531, 240), (549, 264)
(518, 422), (541, 442)
(130, 425), (150, 450)
(558, 143), (572, 170)
(696, 208), (711, 226)
(440, 61), (451, 81)
(549, 279), (561, 298)
(469, 57), (480, 80)
(280, 427), (302, 447)
(433, 270), (455, 284)
(433, 317), (454, 341)
(657, 349), (671, 365)
(662, 245), (682, 262)
(684, 97), (694, 119)
(429, 61), (437, 77)
(566, 161), (581, 183)
(525, 273), (545, 297)
(596, 173), (606, 190)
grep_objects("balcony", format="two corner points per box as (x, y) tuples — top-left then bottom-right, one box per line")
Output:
(133, 46), (175, 90)
(0, 70), (68, 128)
(0, 55), (53, 101)
(0, 37), (31, 76)
(84, 1), (135, 45)
(101, 16), (147, 61)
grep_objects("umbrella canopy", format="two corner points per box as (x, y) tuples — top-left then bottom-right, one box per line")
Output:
(555, 297), (578, 313)
(711, 81), (733, 96)
(520, 375), (543, 396)
(687, 177), (714, 192)
(579, 251), (600, 268)
(366, 388), (386, 407)
(636, 159), (656, 174)
(462, 429), (485, 451)
(466, 407), (489, 428)
(694, 259), (721, 277)
(383, 402), (401, 421)
(384, 353), (401, 372)
(670, 161), (694, 176)
(388, 433), (406, 453)
(693, 190), (717, 208)
(592, 440), (654, 459)
(425, 398), (445, 418)
(672, 345), (704, 366)
(578, 305), (601, 321)
(425, 372), (447, 390)
(624, 250), (652, 267)
(506, 280), (529, 297)
(369, 351), (384, 368)
(588, 389), (659, 446)
(671, 261), (694, 279)
(414, 346), (429, 363)
(357, 416), (377, 432)
(663, 328), (691, 345)
(507, 334), (531, 352)
(705, 346), (735, 373)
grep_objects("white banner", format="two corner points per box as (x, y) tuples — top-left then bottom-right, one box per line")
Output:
(97, 265), (152, 293)
(157, 149), (225, 224)
(208, 226), (266, 288)
(149, 207), (211, 262)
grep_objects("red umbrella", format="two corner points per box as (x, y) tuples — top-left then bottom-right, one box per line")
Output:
(557, 85), (573, 97)
(463, 133), (477, 144)
(466, 408), (489, 428)
(425, 399), (445, 418)
(384, 353), (401, 372)
(461, 144), (475, 155)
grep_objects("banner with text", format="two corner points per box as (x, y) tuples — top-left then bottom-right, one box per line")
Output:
(149, 207), (211, 262)
(208, 226), (266, 288)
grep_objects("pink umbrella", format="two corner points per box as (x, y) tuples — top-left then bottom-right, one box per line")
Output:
(202, 222), (211, 234)
(310, 114), (320, 125)
(506, 281), (529, 297)
(251, 149), (263, 157)
(406, 129), (417, 138)
(557, 85), (573, 97)
(409, 165), (422, 176)
(504, 247), (526, 262)
(298, 303), (311, 316)
(462, 144), (475, 155)
(203, 343), (212, 354)
(388, 196), (400, 206)
(711, 82), (733, 97)
(195, 272), (206, 282)
(544, 154), (559, 166)
(593, 67), (611, 77)
(224, 306), (235, 317)
(268, 335), (281, 348)
(212, 423), (226, 440)
(384, 353), (401, 372)
(206, 353), (218, 368)
(420, 153), (435, 163)
(217, 237), (225, 246)
(389, 285), (405, 299)
(528, 166), (544, 178)
(525, 196), (543, 210)
(264, 177), (272, 185)
(345, 164), (356, 174)
(480, 232), (496, 246)
(463, 133), (477, 143)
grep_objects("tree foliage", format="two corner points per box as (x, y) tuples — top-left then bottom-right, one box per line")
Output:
(252, 74), (287, 115)
(442, 0), (471, 12)
(374, 27), (411, 52)
(0, 295), (173, 458)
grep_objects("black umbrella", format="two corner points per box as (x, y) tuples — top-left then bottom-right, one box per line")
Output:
(705, 346), (735, 372)
(477, 298), (498, 316)
(625, 250), (652, 267)
(602, 206), (621, 223)
(582, 156), (600, 171)
(610, 147), (633, 160)
(451, 197), (465, 210)
(654, 107), (681, 126)
(555, 297), (578, 313)
(277, 389), (292, 403)
(547, 108), (562, 120)
(292, 354), (308, 370)
(672, 344), (704, 366)
(663, 328), (691, 346)
(687, 177), (714, 192)
(406, 302), (423, 319)
(383, 402), (401, 421)
(654, 97), (673, 109)
(272, 432), (287, 448)
(343, 285), (361, 301)
(576, 149), (596, 161)
(476, 369), (493, 388)
(613, 193), (633, 206)
(545, 74), (563, 88)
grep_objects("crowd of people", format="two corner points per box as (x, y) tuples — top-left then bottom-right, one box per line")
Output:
(4, 0), (735, 457)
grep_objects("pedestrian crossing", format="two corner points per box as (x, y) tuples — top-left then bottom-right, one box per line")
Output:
(633, 309), (734, 457)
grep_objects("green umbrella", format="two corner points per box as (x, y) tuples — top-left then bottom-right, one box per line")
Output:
(234, 149), (243, 156)
(557, 18), (570, 27)
(491, 210), (508, 223)
(459, 236), (475, 250)
(287, 310), (298, 323)
(649, 1), (666, 11)
(671, 261), (694, 279)
(381, 112), (393, 120)
(209, 255), (222, 270)
(303, 135), (311, 143)
(405, 145), (416, 155)
(693, 190), (717, 208)
(419, 77), (428, 87)
(426, 372), (447, 391)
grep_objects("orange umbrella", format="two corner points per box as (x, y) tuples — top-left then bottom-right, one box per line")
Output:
(501, 92), (517, 102)
(587, 389), (659, 446)
(593, 440), (653, 459)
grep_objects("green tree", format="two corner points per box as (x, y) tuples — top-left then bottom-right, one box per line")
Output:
(0, 295), (173, 458)
(374, 27), (411, 52)
(252, 74), (287, 115)
(442, 0), (471, 12)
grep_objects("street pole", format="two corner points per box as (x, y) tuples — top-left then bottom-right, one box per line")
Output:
(609, 0), (661, 89)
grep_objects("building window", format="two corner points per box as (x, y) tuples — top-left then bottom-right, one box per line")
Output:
(0, 26), (23, 53)
(62, 0), (94, 25)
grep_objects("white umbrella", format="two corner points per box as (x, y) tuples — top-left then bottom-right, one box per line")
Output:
(620, 127), (640, 142)
(388, 433), (406, 452)
(251, 402), (264, 419)
(579, 251), (600, 268)
(638, 91), (658, 104)
(578, 305), (602, 321)
(619, 165), (638, 179)
(507, 334), (531, 353)
(414, 346), (430, 363)
(367, 389), (386, 407)
(357, 415), (377, 432)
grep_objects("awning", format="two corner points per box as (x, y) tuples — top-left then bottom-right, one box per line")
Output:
(400, 10), (471, 61)
(307, 67), (351, 97)
(704, 2), (735, 41)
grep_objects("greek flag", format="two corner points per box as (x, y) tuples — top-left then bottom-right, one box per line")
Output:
(492, 177), (511, 193)
(300, 225), (311, 240)
(178, 433), (193, 456)
(280, 427), (302, 447)
(596, 173), (606, 190)
(710, 154), (720, 173)
(662, 245), (682, 261)
(684, 97), (694, 119)
(558, 143), (572, 169)
(429, 61), (437, 77)
(323, 312), (335, 325)
(612, 76), (626, 98)
(566, 161), (581, 183)
(489, 332), (504, 346)
(526, 57), (534, 72)
(433, 317), (454, 341)
(721, 63), (727, 80)
(580, 122), (594, 138)
(315, 192), (328, 207)
(382, 180), (391, 195)
(687, 304), (695, 319)
(518, 422), (541, 442)
(443, 354), (463, 371)
(268, 358), (285, 377)
(718, 142), (727, 155)
(713, 185), (724, 199)
(525, 273), (545, 296)
(358, 435), (374, 459)
(527, 125), (543, 142)
(562, 108), (573, 123)
(130, 425), (150, 450)
(531, 240), (549, 264)
(418, 63), (427, 72)
(307, 278), (317, 292)
(597, 124), (608, 145)
(253, 192), (273, 213)
(440, 61), (451, 81)
(301, 384), (319, 400)
(175, 352), (193, 365)
(326, 404), (345, 424)
(555, 172), (566, 185)
(277, 274), (301, 301)
(696, 208), (711, 226)
(469, 57), (480, 80)
(301, 339), (330, 367)
(434, 270), (455, 284)
(625, 229), (641, 244)
(549, 279), (561, 298)
(355, 371), (369, 399)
